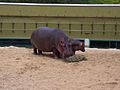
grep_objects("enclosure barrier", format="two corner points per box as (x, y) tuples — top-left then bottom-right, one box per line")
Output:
(0, 21), (120, 48)
(0, 22), (120, 40)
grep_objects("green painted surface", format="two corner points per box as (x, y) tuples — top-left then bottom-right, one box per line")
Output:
(0, 21), (120, 40)
(0, 4), (120, 40)
(0, 4), (120, 17)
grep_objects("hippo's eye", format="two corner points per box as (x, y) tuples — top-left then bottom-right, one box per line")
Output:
(60, 41), (64, 45)
(68, 44), (72, 47)
(60, 41), (65, 47)
(61, 41), (64, 44)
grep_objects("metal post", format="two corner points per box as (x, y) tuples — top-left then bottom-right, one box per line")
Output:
(69, 24), (71, 34)
(12, 23), (14, 33)
(115, 23), (117, 35)
(91, 22), (94, 34)
(46, 23), (48, 27)
(58, 23), (59, 29)
(35, 23), (38, 28)
(81, 24), (83, 34)
(24, 23), (26, 33)
(0, 22), (2, 32)
(103, 22), (105, 35)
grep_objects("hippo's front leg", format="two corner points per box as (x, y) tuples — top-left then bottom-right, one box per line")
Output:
(38, 50), (42, 55)
(52, 48), (61, 58)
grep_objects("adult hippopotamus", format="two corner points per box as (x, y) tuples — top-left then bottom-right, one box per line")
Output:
(31, 27), (74, 58)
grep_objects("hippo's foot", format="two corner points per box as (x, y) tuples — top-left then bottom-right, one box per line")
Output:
(53, 48), (60, 58)
(34, 48), (38, 55)
(38, 50), (42, 55)
(33, 48), (42, 55)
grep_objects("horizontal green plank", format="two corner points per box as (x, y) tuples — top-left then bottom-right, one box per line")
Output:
(0, 4), (120, 17)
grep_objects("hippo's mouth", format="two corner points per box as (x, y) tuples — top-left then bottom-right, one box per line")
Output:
(82, 49), (85, 52)
(63, 53), (75, 58)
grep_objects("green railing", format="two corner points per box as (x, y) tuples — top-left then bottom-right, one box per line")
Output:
(0, 22), (120, 40)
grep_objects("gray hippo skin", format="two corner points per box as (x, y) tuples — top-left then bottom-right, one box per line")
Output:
(70, 39), (85, 53)
(31, 27), (74, 58)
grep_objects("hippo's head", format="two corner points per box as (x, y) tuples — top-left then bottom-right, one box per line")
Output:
(70, 39), (85, 52)
(57, 38), (75, 58)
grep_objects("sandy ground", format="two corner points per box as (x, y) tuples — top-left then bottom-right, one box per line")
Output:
(0, 46), (120, 90)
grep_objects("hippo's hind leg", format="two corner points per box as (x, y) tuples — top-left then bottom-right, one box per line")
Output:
(32, 44), (42, 55)
(32, 44), (38, 55)
(34, 48), (37, 55)
(38, 50), (42, 55)
(53, 48), (60, 58)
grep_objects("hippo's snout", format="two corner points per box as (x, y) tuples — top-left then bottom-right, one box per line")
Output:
(81, 48), (85, 52)
(63, 49), (75, 58)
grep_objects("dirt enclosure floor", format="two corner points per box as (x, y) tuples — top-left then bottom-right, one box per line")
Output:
(0, 46), (120, 90)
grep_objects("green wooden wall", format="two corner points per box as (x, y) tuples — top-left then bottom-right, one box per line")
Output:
(0, 3), (120, 40)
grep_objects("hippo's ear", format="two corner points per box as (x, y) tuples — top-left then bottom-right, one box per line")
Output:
(80, 42), (84, 46)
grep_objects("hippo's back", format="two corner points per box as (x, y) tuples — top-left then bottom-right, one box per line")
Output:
(31, 27), (68, 52)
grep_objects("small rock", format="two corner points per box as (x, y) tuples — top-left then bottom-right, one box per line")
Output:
(16, 58), (21, 60)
